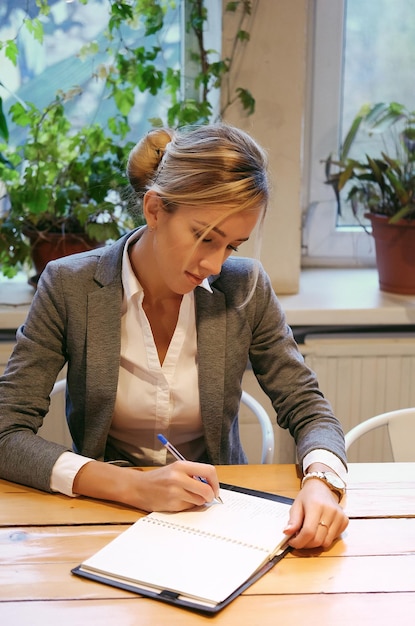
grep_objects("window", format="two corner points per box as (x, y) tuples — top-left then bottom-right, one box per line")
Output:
(303, 0), (415, 266)
(0, 0), (182, 145)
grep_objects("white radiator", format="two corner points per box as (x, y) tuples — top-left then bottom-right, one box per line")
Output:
(301, 333), (415, 462)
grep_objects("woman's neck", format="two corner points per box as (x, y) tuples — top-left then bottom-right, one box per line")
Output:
(129, 229), (183, 364)
(129, 229), (181, 306)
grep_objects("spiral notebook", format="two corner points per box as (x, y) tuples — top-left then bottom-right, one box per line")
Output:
(72, 483), (293, 613)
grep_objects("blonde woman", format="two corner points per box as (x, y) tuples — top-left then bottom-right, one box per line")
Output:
(0, 124), (348, 549)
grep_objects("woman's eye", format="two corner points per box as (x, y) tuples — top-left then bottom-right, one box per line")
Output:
(192, 230), (238, 251)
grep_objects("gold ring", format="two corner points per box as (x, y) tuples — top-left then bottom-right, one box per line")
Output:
(318, 521), (328, 527)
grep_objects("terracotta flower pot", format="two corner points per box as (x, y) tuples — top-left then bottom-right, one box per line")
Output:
(25, 230), (103, 286)
(365, 213), (415, 295)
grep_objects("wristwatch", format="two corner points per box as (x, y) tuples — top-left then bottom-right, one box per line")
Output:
(301, 471), (346, 501)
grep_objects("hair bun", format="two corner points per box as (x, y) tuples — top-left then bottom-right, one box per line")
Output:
(147, 128), (174, 166)
(127, 128), (174, 193)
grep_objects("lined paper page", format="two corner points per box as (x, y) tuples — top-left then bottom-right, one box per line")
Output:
(154, 487), (291, 552)
(80, 488), (291, 605)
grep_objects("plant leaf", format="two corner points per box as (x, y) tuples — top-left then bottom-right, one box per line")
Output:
(0, 98), (9, 142)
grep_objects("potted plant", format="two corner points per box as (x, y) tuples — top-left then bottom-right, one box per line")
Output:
(0, 93), (136, 282)
(0, 0), (255, 282)
(324, 101), (415, 294)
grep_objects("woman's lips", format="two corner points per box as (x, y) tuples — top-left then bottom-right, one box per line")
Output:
(185, 271), (204, 286)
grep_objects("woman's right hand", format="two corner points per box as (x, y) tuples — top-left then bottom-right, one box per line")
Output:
(126, 461), (221, 512)
(73, 459), (220, 512)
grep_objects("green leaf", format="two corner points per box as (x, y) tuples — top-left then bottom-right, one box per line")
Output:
(384, 169), (408, 204)
(236, 88), (255, 115)
(364, 102), (406, 135)
(109, 2), (134, 31)
(0, 98), (9, 142)
(24, 18), (44, 44)
(9, 102), (31, 127)
(5, 40), (19, 65)
(338, 161), (359, 190)
(340, 113), (364, 161)
(366, 156), (386, 186)
(113, 89), (135, 116)
(85, 220), (121, 242)
(140, 0), (165, 36)
(24, 190), (50, 215)
(78, 41), (100, 61)
(389, 204), (414, 223)
(237, 30), (250, 42)
(35, 0), (51, 15)
(148, 117), (164, 127)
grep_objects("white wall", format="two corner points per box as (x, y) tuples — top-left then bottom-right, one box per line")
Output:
(222, 0), (309, 294)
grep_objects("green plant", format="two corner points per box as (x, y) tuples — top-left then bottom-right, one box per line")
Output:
(0, 93), (136, 277)
(0, 1), (254, 128)
(324, 102), (415, 225)
(106, 1), (255, 126)
(0, 0), (255, 277)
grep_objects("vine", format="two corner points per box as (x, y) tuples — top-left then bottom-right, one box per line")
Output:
(0, 0), (254, 133)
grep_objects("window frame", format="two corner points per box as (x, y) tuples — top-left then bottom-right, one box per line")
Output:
(302, 0), (376, 267)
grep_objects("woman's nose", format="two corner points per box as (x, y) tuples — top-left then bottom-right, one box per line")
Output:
(199, 249), (227, 275)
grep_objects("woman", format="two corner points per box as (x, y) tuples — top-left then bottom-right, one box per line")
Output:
(0, 124), (348, 549)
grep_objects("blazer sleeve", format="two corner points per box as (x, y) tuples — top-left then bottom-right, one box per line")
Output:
(211, 258), (347, 470)
(0, 264), (72, 491)
(249, 266), (347, 469)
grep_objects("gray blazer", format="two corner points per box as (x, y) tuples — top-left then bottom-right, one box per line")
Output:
(0, 230), (347, 491)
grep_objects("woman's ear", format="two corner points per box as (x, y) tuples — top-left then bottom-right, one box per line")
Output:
(143, 190), (163, 230)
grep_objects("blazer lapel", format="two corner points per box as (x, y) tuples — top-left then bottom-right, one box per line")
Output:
(195, 285), (227, 463)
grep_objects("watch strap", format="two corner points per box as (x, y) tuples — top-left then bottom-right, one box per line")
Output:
(301, 471), (346, 500)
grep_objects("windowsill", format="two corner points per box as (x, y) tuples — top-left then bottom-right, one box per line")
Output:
(277, 268), (415, 326)
(1, 268), (415, 331)
(0, 275), (35, 331)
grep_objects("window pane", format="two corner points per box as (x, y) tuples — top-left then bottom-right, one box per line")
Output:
(0, 0), (181, 146)
(339, 0), (415, 226)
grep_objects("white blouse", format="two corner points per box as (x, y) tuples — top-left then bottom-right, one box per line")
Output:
(108, 231), (206, 466)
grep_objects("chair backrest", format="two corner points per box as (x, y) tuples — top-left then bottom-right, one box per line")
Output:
(51, 378), (67, 397)
(38, 377), (72, 447)
(240, 391), (275, 464)
(344, 407), (415, 462)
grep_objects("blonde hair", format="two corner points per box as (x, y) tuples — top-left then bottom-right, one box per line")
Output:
(127, 124), (269, 218)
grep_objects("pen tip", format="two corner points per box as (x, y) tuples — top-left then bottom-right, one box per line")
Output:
(157, 433), (167, 445)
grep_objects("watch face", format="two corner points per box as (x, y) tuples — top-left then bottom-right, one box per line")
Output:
(325, 472), (345, 489)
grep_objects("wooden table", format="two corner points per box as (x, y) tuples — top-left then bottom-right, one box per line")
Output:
(1, 463), (415, 625)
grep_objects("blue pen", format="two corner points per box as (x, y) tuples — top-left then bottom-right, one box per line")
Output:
(157, 434), (223, 504)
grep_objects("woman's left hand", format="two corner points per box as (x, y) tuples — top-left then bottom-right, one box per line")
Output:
(283, 477), (349, 550)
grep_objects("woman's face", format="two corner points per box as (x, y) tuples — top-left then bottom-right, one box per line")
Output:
(145, 193), (261, 296)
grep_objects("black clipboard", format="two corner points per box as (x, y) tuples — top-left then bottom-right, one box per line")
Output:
(72, 483), (293, 614)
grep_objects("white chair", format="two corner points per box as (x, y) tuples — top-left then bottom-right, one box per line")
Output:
(49, 381), (275, 464)
(37, 377), (72, 447)
(241, 390), (275, 464)
(345, 407), (415, 462)
(51, 378), (67, 397)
